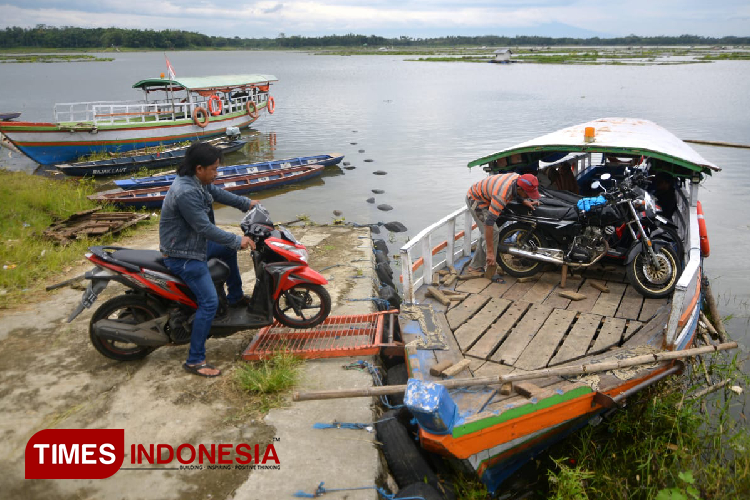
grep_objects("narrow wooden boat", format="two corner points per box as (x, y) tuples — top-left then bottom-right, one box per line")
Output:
(396, 118), (723, 493)
(0, 112), (21, 121)
(55, 139), (247, 177)
(112, 153), (344, 189)
(0, 74), (276, 165)
(89, 163), (325, 209)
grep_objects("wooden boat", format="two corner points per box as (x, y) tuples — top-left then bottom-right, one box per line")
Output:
(395, 118), (724, 494)
(89, 163), (325, 209)
(0, 74), (276, 165)
(55, 139), (247, 177)
(0, 112), (21, 121)
(113, 153), (344, 190)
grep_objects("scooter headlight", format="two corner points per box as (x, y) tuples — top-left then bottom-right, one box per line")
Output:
(267, 241), (308, 262)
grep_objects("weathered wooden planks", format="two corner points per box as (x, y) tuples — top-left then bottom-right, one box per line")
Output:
(590, 316), (627, 352)
(590, 281), (627, 317)
(549, 313), (602, 365)
(514, 309), (578, 370)
(455, 277), (492, 294)
(567, 279), (603, 313)
(520, 272), (560, 304)
(615, 285), (644, 320)
(492, 303), (553, 365)
(500, 278), (539, 301)
(446, 294), (491, 329)
(543, 275), (583, 309)
(467, 301), (531, 359)
(453, 298), (512, 351)
(479, 276), (516, 297)
(638, 297), (669, 322)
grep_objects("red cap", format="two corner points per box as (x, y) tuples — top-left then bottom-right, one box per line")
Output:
(517, 174), (541, 200)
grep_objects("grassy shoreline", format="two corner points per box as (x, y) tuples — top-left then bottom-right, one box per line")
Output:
(0, 169), (154, 307)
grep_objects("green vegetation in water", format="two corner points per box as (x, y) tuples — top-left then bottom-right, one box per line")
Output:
(451, 351), (750, 499)
(0, 54), (113, 63)
(231, 353), (304, 414)
(0, 169), (154, 307)
(699, 52), (750, 61)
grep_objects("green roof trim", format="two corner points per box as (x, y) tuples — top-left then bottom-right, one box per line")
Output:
(467, 145), (714, 176)
(132, 74), (277, 91)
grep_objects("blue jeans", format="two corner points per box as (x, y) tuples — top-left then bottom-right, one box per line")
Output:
(163, 241), (244, 365)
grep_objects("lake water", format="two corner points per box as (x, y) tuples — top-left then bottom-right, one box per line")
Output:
(2, 50), (749, 357)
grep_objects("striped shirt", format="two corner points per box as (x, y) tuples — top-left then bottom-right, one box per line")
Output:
(467, 172), (519, 226)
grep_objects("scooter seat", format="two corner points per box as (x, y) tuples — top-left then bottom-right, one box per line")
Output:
(534, 204), (577, 221)
(111, 249), (170, 274)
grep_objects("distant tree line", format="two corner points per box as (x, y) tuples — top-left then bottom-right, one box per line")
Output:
(1, 25), (748, 49)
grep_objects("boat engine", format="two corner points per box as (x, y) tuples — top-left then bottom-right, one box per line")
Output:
(225, 126), (241, 141)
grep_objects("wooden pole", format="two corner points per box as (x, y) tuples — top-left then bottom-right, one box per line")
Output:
(683, 139), (750, 150)
(703, 280), (729, 342)
(292, 342), (738, 402)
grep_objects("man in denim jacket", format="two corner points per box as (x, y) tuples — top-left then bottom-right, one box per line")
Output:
(160, 142), (258, 377)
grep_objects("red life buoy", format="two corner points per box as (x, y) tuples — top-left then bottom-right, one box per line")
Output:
(267, 96), (275, 114)
(192, 107), (209, 128)
(697, 201), (710, 258)
(208, 95), (222, 116)
(246, 100), (259, 119)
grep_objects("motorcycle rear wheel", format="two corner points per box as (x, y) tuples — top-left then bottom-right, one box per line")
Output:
(626, 244), (679, 299)
(89, 295), (159, 361)
(273, 284), (331, 328)
(497, 223), (548, 278)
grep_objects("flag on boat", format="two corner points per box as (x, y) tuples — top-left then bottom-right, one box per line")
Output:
(166, 57), (176, 80)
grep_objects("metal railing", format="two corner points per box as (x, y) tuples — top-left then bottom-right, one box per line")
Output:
(399, 206), (477, 304)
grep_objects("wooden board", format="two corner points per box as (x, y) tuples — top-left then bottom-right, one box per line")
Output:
(590, 316), (627, 352)
(455, 277), (492, 294)
(478, 276), (516, 297)
(467, 301), (531, 360)
(543, 276), (583, 309)
(590, 281), (627, 317)
(433, 309), (465, 366)
(639, 297), (669, 322)
(446, 294), (491, 330)
(520, 272), (560, 304)
(514, 308), (578, 370)
(492, 303), (553, 366)
(453, 298), (512, 351)
(615, 285), (644, 320)
(566, 279), (603, 313)
(501, 278), (539, 301)
(549, 313), (602, 365)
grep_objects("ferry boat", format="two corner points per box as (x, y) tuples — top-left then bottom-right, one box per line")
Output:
(0, 74), (276, 165)
(394, 118), (729, 493)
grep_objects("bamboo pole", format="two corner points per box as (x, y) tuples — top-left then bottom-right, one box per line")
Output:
(293, 342), (738, 402)
(689, 378), (732, 400)
(703, 280), (729, 342)
(683, 139), (750, 150)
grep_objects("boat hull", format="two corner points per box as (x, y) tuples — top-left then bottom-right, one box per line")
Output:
(0, 112), (256, 165)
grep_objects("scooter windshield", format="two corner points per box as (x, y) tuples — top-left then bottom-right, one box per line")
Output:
(240, 204), (274, 233)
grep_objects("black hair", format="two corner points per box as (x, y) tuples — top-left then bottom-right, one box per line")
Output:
(177, 141), (223, 176)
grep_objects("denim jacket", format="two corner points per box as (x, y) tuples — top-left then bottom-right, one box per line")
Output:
(159, 175), (252, 261)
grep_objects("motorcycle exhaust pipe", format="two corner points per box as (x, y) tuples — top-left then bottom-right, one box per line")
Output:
(92, 316), (170, 346)
(498, 244), (566, 265)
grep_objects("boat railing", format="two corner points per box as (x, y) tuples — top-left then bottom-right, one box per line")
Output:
(55, 101), (140, 123)
(399, 206), (477, 304)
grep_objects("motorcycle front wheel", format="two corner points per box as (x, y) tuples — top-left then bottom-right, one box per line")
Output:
(89, 295), (159, 361)
(497, 223), (548, 278)
(626, 244), (679, 299)
(273, 284), (331, 328)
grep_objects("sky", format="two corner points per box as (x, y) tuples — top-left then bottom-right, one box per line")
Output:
(1, 0), (749, 39)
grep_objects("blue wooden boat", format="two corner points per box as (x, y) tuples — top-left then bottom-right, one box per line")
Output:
(55, 139), (247, 177)
(89, 163), (325, 209)
(113, 153), (344, 189)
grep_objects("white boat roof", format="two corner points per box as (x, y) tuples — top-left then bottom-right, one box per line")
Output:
(468, 117), (720, 174)
(133, 74), (277, 91)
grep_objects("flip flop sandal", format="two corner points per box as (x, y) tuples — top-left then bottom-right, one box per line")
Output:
(183, 362), (221, 378)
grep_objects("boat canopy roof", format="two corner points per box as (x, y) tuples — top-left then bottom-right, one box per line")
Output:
(132, 74), (278, 91)
(468, 118), (720, 176)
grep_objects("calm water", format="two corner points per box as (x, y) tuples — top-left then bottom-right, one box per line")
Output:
(2, 51), (750, 350)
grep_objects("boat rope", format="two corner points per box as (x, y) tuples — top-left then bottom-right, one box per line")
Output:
(293, 481), (425, 499)
(343, 360), (403, 408)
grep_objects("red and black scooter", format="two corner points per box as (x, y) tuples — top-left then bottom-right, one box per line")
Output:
(68, 204), (331, 361)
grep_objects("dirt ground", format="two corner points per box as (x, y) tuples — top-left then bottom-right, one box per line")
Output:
(0, 223), (379, 499)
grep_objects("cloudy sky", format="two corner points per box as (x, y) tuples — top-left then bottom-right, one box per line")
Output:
(2, 1), (749, 38)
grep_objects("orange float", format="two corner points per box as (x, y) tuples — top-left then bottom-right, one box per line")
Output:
(246, 100), (259, 119)
(192, 107), (209, 128)
(697, 201), (710, 258)
(267, 96), (275, 114)
(207, 95), (223, 116)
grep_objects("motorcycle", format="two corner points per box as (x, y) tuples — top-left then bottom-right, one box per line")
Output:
(495, 172), (682, 298)
(68, 204), (331, 361)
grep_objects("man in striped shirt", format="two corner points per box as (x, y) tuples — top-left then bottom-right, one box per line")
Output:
(465, 172), (541, 273)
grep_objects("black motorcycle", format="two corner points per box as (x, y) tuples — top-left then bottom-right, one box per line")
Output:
(495, 173), (682, 298)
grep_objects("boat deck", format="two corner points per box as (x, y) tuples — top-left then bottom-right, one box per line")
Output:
(400, 262), (672, 423)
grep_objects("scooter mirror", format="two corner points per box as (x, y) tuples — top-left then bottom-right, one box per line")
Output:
(591, 180), (601, 190)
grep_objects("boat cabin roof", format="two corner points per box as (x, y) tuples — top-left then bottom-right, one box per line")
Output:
(468, 117), (720, 176)
(132, 74), (278, 91)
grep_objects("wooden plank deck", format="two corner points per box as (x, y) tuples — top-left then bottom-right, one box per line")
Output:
(409, 267), (672, 421)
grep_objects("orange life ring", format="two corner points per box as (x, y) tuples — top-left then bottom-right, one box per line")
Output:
(192, 107), (209, 128)
(246, 100), (259, 119)
(267, 96), (275, 114)
(697, 201), (710, 258)
(207, 95), (222, 116)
